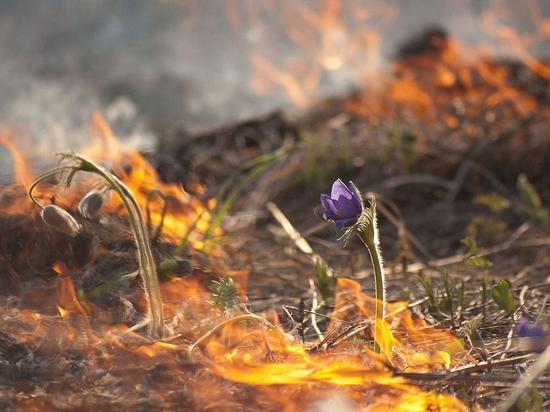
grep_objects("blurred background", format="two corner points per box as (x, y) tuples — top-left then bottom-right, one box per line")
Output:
(0, 0), (547, 150)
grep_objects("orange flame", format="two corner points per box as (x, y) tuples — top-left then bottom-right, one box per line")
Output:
(0, 115), (470, 410)
(0, 131), (35, 188)
(186, 277), (469, 410)
(0, 113), (215, 250)
(85, 113), (214, 248)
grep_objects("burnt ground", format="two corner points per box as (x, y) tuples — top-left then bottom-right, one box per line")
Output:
(154, 55), (550, 409)
(0, 51), (549, 410)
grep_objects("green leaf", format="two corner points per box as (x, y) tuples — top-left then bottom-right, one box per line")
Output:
(517, 174), (542, 210)
(461, 316), (488, 360)
(473, 193), (510, 212)
(209, 276), (239, 311)
(491, 280), (516, 316)
(461, 235), (492, 268)
(203, 146), (286, 242)
(517, 174), (550, 229)
(416, 272), (441, 318)
(513, 388), (543, 412)
(315, 260), (335, 302)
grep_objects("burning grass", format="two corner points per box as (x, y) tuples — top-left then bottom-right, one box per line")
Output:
(0, 118), (474, 410)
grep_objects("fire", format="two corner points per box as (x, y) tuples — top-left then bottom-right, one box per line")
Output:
(0, 59), (477, 412)
(345, 30), (543, 126)
(228, 0), (394, 107)
(0, 130), (470, 410)
(84, 114), (215, 247)
(0, 132), (35, 188)
(218, 0), (549, 125)
(2, 1), (545, 409)
(480, 0), (550, 80)
(0, 113), (214, 250)
(183, 276), (469, 410)
(0, 132), (37, 216)
(0, 270), (467, 410)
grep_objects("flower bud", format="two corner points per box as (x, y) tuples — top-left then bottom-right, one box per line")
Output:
(41, 205), (81, 236)
(78, 190), (104, 220)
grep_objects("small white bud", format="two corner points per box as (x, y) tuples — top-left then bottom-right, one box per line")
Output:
(41, 205), (81, 236)
(78, 190), (105, 220)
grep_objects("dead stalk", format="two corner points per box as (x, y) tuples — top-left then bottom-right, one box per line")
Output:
(496, 346), (550, 412)
(29, 153), (165, 339)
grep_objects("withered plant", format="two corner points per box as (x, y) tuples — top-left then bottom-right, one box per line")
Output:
(28, 153), (165, 339)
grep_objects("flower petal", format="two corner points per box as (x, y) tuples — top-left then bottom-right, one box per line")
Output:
(333, 196), (360, 218)
(331, 179), (353, 201)
(348, 181), (364, 212)
(517, 317), (546, 338)
(320, 194), (338, 220)
(334, 216), (358, 230)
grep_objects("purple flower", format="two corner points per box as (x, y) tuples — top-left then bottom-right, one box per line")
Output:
(516, 316), (549, 352)
(517, 317), (546, 339)
(320, 179), (363, 230)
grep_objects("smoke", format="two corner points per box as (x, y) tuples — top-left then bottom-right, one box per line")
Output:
(0, 0), (547, 153)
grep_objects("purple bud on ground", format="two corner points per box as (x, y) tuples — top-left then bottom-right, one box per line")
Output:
(517, 317), (546, 339)
(516, 316), (549, 352)
(79, 190), (104, 220)
(320, 179), (363, 229)
(41, 205), (81, 236)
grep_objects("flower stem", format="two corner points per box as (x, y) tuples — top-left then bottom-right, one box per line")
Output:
(357, 210), (386, 354)
(77, 155), (165, 339)
(29, 154), (165, 339)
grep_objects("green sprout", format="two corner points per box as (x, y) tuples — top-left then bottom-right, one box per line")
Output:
(517, 173), (550, 229)
(209, 276), (239, 312)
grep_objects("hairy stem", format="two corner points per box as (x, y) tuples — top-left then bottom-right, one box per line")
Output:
(29, 154), (165, 339)
(357, 210), (386, 355)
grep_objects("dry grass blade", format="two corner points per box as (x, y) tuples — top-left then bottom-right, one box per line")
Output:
(267, 201), (331, 340)
(497, 346), (550, 412)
